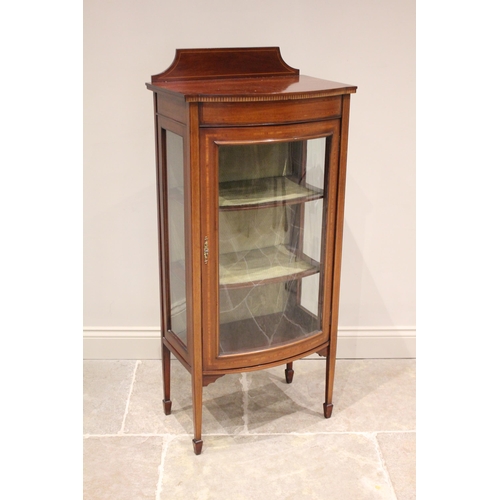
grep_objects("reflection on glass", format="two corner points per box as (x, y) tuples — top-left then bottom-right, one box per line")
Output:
(218, 138), (327, 355)
(166, 130), (187, 346)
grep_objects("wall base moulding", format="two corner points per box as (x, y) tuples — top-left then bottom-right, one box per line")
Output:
(83, 327), (415, 360)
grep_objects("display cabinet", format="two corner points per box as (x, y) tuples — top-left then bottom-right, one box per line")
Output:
(146, 47), (356, 454)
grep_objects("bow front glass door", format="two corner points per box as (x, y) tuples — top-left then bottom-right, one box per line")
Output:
(201, 121), (340, 369)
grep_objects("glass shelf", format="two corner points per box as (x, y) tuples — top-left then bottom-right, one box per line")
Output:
(219, 244), (319, 288)
(219, 176), (323, 210)
(219, 303), (319, 355)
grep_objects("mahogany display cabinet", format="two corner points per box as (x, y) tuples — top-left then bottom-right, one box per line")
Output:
(146, 47), (356, 454)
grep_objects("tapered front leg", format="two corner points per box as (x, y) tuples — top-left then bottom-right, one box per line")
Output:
(162, 343), (172, 415)
(192, 371), (203, 455)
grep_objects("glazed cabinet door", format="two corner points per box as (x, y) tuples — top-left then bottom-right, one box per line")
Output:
(201, 120), (341, 371)
(157, 115), (191, 362)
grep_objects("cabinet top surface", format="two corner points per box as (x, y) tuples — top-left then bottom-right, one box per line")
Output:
(145, 47), (356, 102)
(147, 75), (356, 102)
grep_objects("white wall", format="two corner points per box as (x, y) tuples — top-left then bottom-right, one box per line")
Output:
(84, 0), (415, 357)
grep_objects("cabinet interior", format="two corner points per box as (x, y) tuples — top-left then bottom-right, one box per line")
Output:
(217, 140), (326, 354)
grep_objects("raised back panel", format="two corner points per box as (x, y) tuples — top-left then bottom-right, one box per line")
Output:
(151, 47), (299, 82)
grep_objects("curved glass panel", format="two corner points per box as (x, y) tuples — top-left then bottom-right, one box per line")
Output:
(218, 138), (327, 355)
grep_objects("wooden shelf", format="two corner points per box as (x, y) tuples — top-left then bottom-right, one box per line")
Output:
(219, 176), (323, 210)
(219, 244), (319, 288)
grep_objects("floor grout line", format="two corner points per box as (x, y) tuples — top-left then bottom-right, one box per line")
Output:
(83, 430), (416, 439)
(118, 360), (140, 435)
(155, 435), (171, 500)
(240, 372), (249, 435)
(370, 432), (399, 500)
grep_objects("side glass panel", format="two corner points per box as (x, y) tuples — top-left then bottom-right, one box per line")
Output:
(218, 138), (327, 355)
(166, 130), (187, 346)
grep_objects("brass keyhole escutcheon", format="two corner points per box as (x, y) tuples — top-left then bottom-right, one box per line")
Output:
(203, 236), (209, 264)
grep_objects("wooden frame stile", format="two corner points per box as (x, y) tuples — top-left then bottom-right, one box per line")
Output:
(187, 102), (204, 455)
(324, 95), (352, 418)
(200, 126), (219, 378)
(157, 114), (188, 414)
(154, 91), (193, 417)
(153, 95), (173, 416)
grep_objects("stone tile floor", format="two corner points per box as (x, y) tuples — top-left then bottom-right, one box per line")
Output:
(83, 358), (415, 499)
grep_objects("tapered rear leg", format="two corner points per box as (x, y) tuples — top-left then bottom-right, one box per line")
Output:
(162, 343), (172, 415)
(323, 352), (335, 418)
(285, 362), (294, 384)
